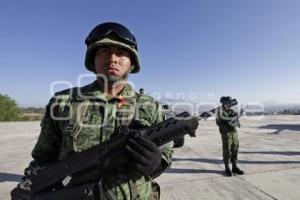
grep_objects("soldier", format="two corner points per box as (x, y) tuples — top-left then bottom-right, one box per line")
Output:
(24, 22), (173, 199)
(216, 96), (244, 177)
(139, 88), (144, 95)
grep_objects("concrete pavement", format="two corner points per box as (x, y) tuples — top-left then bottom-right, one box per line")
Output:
(1, 115), (300, 199)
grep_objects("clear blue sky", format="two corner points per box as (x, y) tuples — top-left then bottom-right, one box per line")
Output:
(0, 0), (299, 107)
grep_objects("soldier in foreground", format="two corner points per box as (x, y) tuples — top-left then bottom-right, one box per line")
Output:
(216, 96), (244, 176)
(22, 22), (173, 199)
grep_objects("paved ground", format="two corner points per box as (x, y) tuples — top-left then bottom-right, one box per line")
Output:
(1, 115), (300, 199)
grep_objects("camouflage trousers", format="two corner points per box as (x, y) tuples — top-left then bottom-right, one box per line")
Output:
(220, 130), (239, 165)
(101, 181), (160, 200)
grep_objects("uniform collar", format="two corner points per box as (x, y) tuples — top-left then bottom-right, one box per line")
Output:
(79, 81), (136, 104)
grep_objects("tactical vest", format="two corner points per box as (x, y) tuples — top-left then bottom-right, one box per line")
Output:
(57, 88), (150, 200)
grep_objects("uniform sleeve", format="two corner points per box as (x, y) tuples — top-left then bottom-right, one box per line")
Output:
(215, 107), (222, 127)
(31, 98), (62, 166)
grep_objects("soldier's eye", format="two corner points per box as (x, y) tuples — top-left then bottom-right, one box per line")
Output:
(98, 46), (109, 53)
(116, 48), (129, 57)
(99, 48), (108, 53)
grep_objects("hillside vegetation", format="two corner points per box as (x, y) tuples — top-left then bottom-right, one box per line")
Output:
(0, 94), (44, 121)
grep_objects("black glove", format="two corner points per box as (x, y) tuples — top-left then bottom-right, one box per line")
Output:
(126, 136), (162, 176)
(23, 160), (46, 179)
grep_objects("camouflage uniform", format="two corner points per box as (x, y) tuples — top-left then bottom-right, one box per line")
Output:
(30, 81), (173, 199)
(216, 107), (240, 165)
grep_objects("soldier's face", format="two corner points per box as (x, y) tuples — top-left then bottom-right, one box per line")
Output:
(223, 103), (230, 110)
(94, 45), (132, 82)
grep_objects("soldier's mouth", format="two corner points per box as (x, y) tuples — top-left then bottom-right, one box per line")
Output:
(107, 68), (118, 73)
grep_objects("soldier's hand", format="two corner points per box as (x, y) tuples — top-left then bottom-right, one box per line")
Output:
(126, 136), (162, 176)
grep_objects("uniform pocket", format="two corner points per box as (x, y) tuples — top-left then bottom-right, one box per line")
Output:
(59, 125), (75, 159)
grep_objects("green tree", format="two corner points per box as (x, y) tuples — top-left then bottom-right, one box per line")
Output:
(0, 94), (21, 121)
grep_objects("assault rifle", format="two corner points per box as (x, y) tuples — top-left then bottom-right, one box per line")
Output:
(11, 112), (199, 200)
(198, 98), (239, 119)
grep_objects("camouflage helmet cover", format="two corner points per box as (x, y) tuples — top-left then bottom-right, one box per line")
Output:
(84, 22), (140, 73)
(220, 96), (232, 104)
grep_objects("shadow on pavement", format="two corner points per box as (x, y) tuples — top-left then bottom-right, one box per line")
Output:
(258, 124), (300, 134)
(166, 168), (225, 175)
(0, 172), (23, 182)
(239, 160), (300, 164)
(172, 158), (223, 164)
(172, 158), (300, 165)
(240, 151), (300, 156)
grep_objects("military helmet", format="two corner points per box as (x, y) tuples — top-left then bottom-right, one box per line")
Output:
(84, 22), (140, 73)
(220, 96), (232, 104)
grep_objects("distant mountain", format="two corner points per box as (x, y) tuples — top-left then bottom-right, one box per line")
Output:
(262, 102), (300, 114)
(20, 107), (45, 114)
(158, 97), (300, 115)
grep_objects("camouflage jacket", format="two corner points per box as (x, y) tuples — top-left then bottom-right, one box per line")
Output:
(30, 81), (173, 199)
(215, 106), (240, 134)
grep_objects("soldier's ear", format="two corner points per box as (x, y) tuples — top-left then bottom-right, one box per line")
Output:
(130, 65), (134, 72)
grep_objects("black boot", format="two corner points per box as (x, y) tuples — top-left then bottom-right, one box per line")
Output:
(225, 164), (232, 177)
(232, 163), (244, 175)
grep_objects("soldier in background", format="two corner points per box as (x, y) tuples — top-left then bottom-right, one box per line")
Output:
(216, 96), (244, 177)
(139, 88), (145, 95)
(23, 22), (173, 200)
